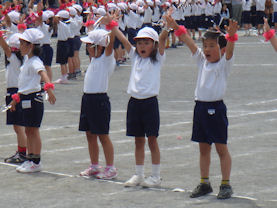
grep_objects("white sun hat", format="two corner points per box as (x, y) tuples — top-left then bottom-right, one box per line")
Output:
(55, 10), (70, 19)
(80, 29), (110, 47)
(42, 10), (55, 21)
(72, 4), (83, 13)
(134, 27), (159, 42)
(7, 33), (20, 49)
(68, 7), (77, 16)
(18, 28), (44, 44)
(8, 11), (20, 23)
(96, 7), (106, 16)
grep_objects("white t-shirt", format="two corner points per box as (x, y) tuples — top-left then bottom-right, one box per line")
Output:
(38, 23), (53, 45)
(143, 7), (153, 23)
(193, 48), (234, 102)
(18, 56), (45, 95)
(242, 0), (252, 11)
(84, 52), (116, 93)
(57, 21), (71, 41)
(127, 47), (166, 99)
(6, 53), (21, 88)
(256, 0), (266, 11)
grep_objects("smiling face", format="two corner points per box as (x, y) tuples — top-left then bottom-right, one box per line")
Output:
(135, 38), (154, 58)
(202, 38), (223, 63)
(19, 39), (32, 56)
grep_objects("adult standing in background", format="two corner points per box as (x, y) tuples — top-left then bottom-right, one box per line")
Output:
(232, 0), (243, 26)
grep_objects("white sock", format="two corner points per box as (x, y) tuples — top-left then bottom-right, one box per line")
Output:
(62, 74), (68, 79)
(135, 165), (144, 177)
(152, 164), (160, 178)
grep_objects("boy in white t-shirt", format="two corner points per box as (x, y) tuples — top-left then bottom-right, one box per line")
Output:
(165, 14), (238, 199)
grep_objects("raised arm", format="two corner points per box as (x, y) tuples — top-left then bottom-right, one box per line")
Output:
(225, 19), (238, 60)
(158, 29), (168, 55)
(264, 17), (277, 51)
(0, 32), (12, 58)
(164, 13), (198, 54)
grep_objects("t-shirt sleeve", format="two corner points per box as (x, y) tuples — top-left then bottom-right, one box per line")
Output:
(192, 47), (206, 69)
(33, 59), (45, 74)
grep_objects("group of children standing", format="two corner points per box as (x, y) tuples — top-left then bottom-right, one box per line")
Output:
(1, 0), (277, 201)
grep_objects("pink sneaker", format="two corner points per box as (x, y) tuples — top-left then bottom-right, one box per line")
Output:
(97, 167), (118, 180)
(80, 165), (101, 177)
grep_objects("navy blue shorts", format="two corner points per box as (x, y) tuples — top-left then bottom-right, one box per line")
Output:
(79, 93), (111, 134)
(191, 100), (228, 145)
(126, 96), (160, 137)
(256, 11), (265, 25)
(5, 88), (24, 126)
(242, 11), (251, 24)
(127, 28), (137, 45)
(205, 15), (214, 28)
(39, 44), (53, 66)
(56, 40), (69, 64)
(73, 36), (82, 51)
(273, 12), (277, 23)
(20, 92), (44, 128)
(67, 38), (74, 58)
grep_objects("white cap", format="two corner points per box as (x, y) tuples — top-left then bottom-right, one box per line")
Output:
(8, 11), (20, 23)
(7, 33), (20, 49)
(42, 10), (54, 21)
(155, 0), (161, 6)
(55, 10), (70, 19)
(68, 7), (77, 16)
(72, 4), (83, 13)
(146, 0), (154, 6)
(129, 3), (138, 10)
(137, 6), (144, 14)
(134, 27), (159, 42)
(117, 2), (126, 10)
(136, 0), (145, 6)
(107, 3), (117, 11)
(80, 29), (110, 47)
(18, 28), (44, 44)
(165, 2), (171, 7)
(96, 8), (106, 16)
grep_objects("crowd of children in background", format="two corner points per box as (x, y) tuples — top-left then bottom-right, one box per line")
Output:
(1, 0), (277, 201)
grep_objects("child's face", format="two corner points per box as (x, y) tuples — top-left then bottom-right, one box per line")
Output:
(135, 38), (154, 58)
(202, 39), (222, 63)
(19, 39), (31, 56)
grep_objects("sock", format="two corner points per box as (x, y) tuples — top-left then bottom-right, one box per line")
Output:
(27, 153), (33, 161)
(135, 165), (144, 177)
(30, 154), (41, 164)
(62, 74), (68, 80)
(221, 180), (230, 185)
(106, 165), (114, 169)
(91, 163), (99, 168)
(152, 164), (160, 178)
(18, 146), (26, 155)
(200, 177), (210, 184)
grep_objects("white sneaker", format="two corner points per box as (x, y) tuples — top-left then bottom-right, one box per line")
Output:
(16, 160), (31, 172)
(54, 78), (68, 84)
(141, 176), (162, 188)
(124, 175), (144, 187)
(17, 161), (42, 173)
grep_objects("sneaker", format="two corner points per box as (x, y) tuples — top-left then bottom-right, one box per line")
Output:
(16, 160), (31, 172)
(17, 161), (42, 173)
(75, 70), (82, 77)
(67, 73), (77, 80)
(217, 184), (233, 199)
(141, 176), (162, 188)
(80, 165), (101, 177)
(124, 175), (144, 187)
(190, 183), (213, 198)
(54, 78), (68, 84)
(96, 167), (118, 180)
(4, 152), (27, 164)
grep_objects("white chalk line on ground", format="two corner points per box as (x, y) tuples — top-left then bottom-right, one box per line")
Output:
(0, 161), (264, 202)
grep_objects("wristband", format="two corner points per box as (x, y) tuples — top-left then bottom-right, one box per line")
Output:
(263, 29), (275, 42)
(0, 31), (3, 37)
(38, 11), (43, 16)
(174, 25), (187, 37)
(12, 93), (20, 103)
(225, 33), (238, 42)
(106, 20), (118, 30)
(84, 20), (95, 27)
(17, 23), (27, 31)
(44, 82), (55, 91)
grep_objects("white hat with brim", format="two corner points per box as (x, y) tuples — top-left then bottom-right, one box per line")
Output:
(134, 27), (159, 42)
(55, 10), (70, 19)
(18, 28), (44, 44)
(81, 29), (110, 47)
(8, 11), (20, 23)
(7, 33), (20, 49)
(72, 4), (83, 13)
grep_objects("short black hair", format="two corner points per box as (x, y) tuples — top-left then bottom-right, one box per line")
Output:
(135, 39), (158, 63)
(202, 29), (227, 49)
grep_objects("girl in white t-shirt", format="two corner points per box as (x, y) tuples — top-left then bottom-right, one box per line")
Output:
(102, 14), (168, 188)
(79, 29), (117, 180)
(0, 32), (27, 164)
(10, 28), (56, 173)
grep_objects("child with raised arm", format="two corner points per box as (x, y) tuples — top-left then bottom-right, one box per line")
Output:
(78, 29), (118, 180)
(263, 17), (277, 51)
(0, 32), (27, 164)
(165, 14), (238, 199)
(101, 12), (168, 188)
(10, 28), (56, 173)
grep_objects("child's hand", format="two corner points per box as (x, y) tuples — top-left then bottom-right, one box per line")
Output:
(163, 9), (179, 30)
(47, 90), (56, 105)
(225, 19), (238, 36)
(9, 100), (16, 112)
(263, 17), (271, 32)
